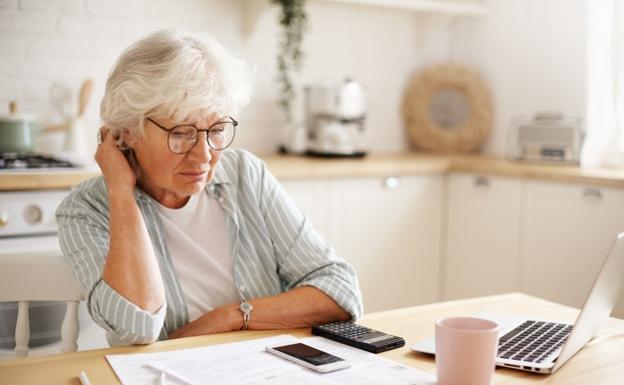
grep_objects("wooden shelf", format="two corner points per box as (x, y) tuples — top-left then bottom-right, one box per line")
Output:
(316, 0), (487, 16)
(243, 0), (487, 37)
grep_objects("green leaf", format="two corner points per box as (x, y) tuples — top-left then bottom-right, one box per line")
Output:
(272, 0), (308, 121)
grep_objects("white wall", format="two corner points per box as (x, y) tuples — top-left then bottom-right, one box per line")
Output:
(0, 0), (428, 157)
(450, 0), (588, 156)
(0, 0), (590, 157)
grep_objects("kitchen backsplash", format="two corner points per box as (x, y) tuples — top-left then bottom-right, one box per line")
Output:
(0, 0), (427, 156)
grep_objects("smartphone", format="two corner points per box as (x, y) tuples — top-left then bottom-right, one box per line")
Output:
(265, 342), (351, 373)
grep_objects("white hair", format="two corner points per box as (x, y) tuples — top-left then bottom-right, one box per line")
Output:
(100, 30), (252, 142)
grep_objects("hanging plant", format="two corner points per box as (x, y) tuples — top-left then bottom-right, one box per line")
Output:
(271, 0), (308, 122)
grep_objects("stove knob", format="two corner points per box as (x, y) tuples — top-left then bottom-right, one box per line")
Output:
(0, 210), (8, 228)
(24, 204), (43, 225)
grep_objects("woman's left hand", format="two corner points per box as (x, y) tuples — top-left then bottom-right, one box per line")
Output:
(168, 287), (350, 339)
(168, 304), (241, 339)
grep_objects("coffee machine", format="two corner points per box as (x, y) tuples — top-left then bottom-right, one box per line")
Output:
(304, 78), (367, 157)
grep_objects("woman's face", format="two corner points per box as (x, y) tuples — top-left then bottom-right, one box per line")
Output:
(130, 115), (222, 208)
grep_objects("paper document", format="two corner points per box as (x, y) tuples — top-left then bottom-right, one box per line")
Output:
(106, 334), (436, 385)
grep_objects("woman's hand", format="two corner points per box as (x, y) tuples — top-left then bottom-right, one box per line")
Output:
(168, 304), (242, 339)
(95, 127), (136, 196)
(97, 126), (166, 314)
(167, 287), (351, 340)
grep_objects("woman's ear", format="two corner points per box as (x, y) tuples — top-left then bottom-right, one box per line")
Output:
(121, 128), (135, 149)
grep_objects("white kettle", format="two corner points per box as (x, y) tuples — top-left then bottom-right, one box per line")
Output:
(336, 78), (366, 119)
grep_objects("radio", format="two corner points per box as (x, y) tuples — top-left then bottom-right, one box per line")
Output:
(508, 111), (583, 164)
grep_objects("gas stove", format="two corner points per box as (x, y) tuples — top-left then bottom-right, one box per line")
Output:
(0, 153), (77, 170)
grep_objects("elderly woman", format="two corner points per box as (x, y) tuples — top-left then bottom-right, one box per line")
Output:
(56, 30), (362, 346)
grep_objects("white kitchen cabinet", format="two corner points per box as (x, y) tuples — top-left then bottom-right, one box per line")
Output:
(521, 181), (624, 318)
(443, 173), (523, 300)
(280, 179), (330, 239)
(327, 175), (443, 313)
(281, 171), (624, 319)
(282, 175), (443, 314)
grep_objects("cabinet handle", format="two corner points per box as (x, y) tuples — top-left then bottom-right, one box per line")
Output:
(0, 210), (8, 228)
(581, 188), (603, 202)
(474, 176), (490, 188)
(383, 176), (401, 190)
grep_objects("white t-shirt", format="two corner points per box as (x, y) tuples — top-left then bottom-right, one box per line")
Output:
(156, 192), (239, 322)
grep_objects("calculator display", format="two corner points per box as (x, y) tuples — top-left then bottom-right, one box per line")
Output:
(361, 334), (393, 344)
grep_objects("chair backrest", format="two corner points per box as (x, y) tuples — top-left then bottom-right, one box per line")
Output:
(0, 252), (83, 357)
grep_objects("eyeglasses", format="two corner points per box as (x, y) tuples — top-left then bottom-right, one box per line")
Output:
(146, 116), (238, 154)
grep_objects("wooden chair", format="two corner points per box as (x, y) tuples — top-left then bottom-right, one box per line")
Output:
(0, 252), (82, 357)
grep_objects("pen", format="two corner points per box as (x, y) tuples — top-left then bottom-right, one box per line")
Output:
(146, 362), (193, 385)
(78, 371), (93, 385)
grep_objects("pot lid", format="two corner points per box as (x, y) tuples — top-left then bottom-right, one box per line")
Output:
(1, 100), (36, 123)
(0, 114), (36, 123)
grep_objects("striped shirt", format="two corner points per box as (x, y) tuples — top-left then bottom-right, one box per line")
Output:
(56, 149), (363, 346)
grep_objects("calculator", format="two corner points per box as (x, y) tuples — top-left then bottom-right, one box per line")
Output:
(311, 321), (405, 353)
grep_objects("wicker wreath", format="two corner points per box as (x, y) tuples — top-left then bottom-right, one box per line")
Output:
(402, 64), (492, 153)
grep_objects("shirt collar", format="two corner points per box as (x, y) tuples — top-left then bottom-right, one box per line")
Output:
(208, 159), (232, 186)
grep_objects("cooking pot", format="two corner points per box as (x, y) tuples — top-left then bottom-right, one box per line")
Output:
(0, 102), (39, 153)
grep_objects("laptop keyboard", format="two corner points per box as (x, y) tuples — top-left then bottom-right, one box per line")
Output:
(497, 320), (573, 363)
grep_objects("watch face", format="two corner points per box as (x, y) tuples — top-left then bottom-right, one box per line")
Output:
(240, 301), (253, 313)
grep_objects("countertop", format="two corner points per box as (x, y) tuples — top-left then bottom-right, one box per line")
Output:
(2, 152), (624, 191)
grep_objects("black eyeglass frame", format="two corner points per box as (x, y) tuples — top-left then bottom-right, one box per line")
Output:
(146, 116), (238, 154)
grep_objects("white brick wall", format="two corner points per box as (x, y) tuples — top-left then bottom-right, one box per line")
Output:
(20, 0), (82, 12)
(0, 10), (57, 33)
(0, 0), (433, 155)
(0, 33), (24, 53)
(58, 14), (122, 37)
(0, 0), (18, 10)
(451, 0), (587, 156)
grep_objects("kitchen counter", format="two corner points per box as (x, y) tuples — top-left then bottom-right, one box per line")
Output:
(2, 152), (624, 191)
(448, 154), (624, 188)
(0, 168), (101, 191)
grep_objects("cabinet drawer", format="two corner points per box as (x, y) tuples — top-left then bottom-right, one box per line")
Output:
(329, 175), (444, 312)
(522, 181), (624, 317)
(444, 173), (523, 300)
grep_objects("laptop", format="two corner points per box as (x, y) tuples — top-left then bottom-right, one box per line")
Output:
(411, 231), (624, 374)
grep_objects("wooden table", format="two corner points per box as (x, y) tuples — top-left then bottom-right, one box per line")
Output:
(1, 293), (623, 384)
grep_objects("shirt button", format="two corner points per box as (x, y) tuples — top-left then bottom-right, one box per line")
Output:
(239, 285), (246, 292)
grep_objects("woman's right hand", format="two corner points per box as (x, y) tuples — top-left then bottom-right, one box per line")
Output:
(95, 127), (137, 196)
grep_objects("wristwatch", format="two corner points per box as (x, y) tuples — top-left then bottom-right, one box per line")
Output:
(239, 300), (253, 330)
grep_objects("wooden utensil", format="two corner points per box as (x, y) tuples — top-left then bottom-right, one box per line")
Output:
(78, 79), (93, 117)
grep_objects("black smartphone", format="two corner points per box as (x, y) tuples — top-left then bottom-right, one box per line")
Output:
(266, 342), (350, 373)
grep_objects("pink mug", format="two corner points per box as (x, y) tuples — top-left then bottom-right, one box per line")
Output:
(435, 317), (500, 385)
